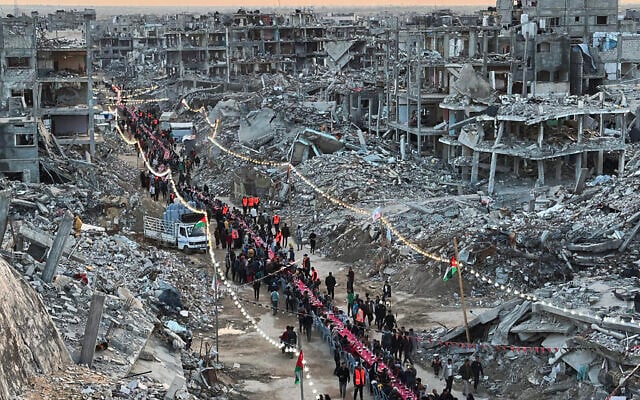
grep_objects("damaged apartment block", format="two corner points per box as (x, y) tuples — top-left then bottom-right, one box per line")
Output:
(36, 10), (97, 157)
(0, 16), (38, 183)
(0, 11), (96, 184)
(454, 93), (629, 194)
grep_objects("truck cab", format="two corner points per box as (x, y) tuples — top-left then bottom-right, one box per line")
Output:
(143, 212), (208, 252)
(176, 214), (208, 251)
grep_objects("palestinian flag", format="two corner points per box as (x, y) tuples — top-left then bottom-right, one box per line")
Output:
(294, 350), (304, 384)
(194, 215), (207, 229)
(443, 256), (457, 282)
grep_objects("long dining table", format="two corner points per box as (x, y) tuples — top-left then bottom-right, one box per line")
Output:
(292, 276), (416, 399)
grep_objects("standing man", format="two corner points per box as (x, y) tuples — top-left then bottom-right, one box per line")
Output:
(253, 278), (261, 301)
(431, 354), (442, 377)
(241, 196), (248, 214)
(302, 254), (311, 277)
(250, 206), (258, 224)
(347, 267), (355, 292)
(325, 272), (336, 299)
(295, 224), (304, 251)
(353, 362), (366, 400)
(281, 223), (291, 247)
(335, 361), (350, 400)
(273, 213), (280, 232)
(459, 358), (473, 396)
(471, 355), (484, 393)
(309, 230), (317, 254)
(346, 289), (355, 317)
(443, 358), (454, 393)
(270, 288), (279, 316)
(382, 279), (392, 301)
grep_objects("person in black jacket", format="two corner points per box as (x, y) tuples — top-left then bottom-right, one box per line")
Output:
(334, 361), (350, 399)
(281, 223), (291, 247)
(325, 272), (337, 299)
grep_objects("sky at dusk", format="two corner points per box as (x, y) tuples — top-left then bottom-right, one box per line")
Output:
(0, 0), (637, 12)
(3, 0), (494, 8)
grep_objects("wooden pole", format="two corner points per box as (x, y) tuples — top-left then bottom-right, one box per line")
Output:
(453, 237), (471, 343)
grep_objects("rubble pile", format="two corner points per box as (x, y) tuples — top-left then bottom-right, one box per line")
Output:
(22, 365), (182, 400)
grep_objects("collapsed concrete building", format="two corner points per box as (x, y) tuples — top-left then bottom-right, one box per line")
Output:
(452, 93), (629, 194)
(0, 11), (96, 184)
(0, 15), (39, 183)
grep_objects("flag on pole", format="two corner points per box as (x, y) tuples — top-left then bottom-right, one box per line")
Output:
(294, 350), (304, 384)
(443, 256), (458, 281)
(371, 207), (382, 222)
(194, 215), (207, 229)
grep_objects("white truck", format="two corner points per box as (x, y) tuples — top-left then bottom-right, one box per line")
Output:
(143, 213), (208, 252)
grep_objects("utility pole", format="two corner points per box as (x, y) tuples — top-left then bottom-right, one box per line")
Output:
(453, 237), (471, 343)
(287, 164), (292, 227)
(208, 216), (219, 363)
(298, 340), (304, 400)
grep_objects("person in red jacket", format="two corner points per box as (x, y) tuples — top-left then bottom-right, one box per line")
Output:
(273, 214), (280, 231)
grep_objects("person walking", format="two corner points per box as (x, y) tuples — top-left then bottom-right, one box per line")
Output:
(335, 361), (350, 400)
(382, 279), (392, 301)
(353, 362), (366, 400)
(443, 358), (454, 393)
(431, 354), (442, 377)
(270, 288), (279, 316)
(325, 272), (336, 299)
(309, 231), (317, 254)
(471, 355), (484, 393)
(347, 267), (355, 292)
(459, 358), (473, 396)
(281, 223), (290, 247)
(347, 289), (355, 317)
(253, 278), (261, 301)
(295, 224), (304, 251)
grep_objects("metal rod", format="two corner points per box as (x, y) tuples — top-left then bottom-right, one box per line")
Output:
(299, 341), (304, 400)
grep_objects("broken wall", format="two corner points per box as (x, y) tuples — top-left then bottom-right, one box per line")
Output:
(0, 257), (71, 398)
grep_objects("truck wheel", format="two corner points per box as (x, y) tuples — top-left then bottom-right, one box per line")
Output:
(183, 247), (191, 255)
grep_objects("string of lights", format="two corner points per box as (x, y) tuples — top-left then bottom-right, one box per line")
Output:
(177, 98), (640, 331)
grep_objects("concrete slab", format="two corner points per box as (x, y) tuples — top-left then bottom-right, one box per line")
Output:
(129, 335), (184, 387)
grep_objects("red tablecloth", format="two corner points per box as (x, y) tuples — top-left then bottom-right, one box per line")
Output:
(292, 277), (415, 399)
(293, 278), (324, 308)
(326, 313), (416, 399)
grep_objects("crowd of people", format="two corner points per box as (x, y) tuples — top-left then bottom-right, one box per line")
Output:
(117, 97), (485, 400)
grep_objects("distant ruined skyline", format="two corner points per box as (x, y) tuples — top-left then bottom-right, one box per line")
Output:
(0, 0), (638, 16)
(5, 0), (490, 11)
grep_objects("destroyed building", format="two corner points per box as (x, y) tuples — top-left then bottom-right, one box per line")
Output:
(0, 11), (97, 185)
(452, 93), (629, 194)
(36, 11), (97, 157)
(389, 25), (508, 157)
(0, 15), (39, 183)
